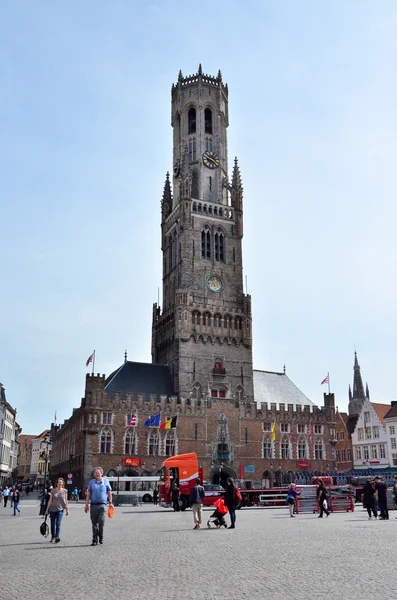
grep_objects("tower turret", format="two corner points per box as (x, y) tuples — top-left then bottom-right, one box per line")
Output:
(348, 351), (367, 418)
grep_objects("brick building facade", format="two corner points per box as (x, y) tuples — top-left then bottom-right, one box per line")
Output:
(50, 67), (337, 490)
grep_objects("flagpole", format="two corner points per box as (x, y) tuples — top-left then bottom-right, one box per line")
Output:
(92, 350), (95, 376)
(327, 372), (330, 394)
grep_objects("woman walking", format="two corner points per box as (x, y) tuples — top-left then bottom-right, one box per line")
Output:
(13, 488), (21, 515)
(224, 477), (237, 529)
(286, 483), (301, 517)
(44, 478), (69, 543)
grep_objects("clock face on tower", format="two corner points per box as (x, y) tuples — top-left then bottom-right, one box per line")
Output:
(203, 151), (220, 169)
(207, 275), (223, 293)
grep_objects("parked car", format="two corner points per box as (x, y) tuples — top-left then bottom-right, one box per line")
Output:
(203, 483), (224, 506)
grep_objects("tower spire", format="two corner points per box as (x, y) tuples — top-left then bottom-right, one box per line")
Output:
(231, 156), (243, 192)
(161, 172), (172, 218)
(352, 351), (365, 399)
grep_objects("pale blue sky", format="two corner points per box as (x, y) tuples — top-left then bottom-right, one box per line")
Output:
(1, 1), (396, 433)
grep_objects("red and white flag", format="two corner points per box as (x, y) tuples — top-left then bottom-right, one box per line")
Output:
(321, 375), (329, 385)
(86, 351), (95, 367)
(129, 414), (137, 426)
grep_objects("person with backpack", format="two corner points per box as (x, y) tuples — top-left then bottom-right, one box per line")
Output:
(224, 477), (238, 529)
(189, 478), (205, 529)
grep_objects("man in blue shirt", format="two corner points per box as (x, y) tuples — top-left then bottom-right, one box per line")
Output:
(84, 467), (113, 546)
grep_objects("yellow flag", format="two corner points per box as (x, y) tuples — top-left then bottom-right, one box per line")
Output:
(271, 420), (276, 441)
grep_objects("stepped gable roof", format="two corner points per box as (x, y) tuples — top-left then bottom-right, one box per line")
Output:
(254, 370), (315, 409)
(371, 402), (391, 429)
(384, 403), (397, 420)
(105, 361), (174, 397)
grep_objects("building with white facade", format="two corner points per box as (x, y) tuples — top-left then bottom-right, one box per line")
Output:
(351, 398), (390, 470)
(384, 402), (397, 468)
(0, 382), (20, 485)
(30, 430), (52, 485)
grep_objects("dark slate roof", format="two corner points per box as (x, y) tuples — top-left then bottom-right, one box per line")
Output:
(105, 361), (174, 396)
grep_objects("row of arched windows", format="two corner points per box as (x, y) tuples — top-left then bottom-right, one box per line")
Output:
(201, 228), (224, 261)
(100, 428), (178, 457)
(262, 436), (324, 460)
(193, 203), (233, 219)
(192, 311), (242, 329)
(188, 106), (213, 135)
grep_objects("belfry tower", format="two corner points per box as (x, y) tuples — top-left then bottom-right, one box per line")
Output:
(152, 66), (254, 404)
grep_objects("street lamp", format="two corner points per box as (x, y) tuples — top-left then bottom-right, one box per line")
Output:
(42, 433), (51, 490)
(39, 433), (51, 516)
(116, 463), (122, 506)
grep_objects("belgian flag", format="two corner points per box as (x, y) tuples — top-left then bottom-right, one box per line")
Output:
(160, 416), (178, 430)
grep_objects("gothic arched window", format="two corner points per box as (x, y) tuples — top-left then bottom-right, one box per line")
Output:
(204, 107), (213, 134)
(201, 229), (211, 259)
(188, 107), (196, 134)
(100, 428), (112, 454)
(281, 435), (290, 459)
(148, 432), (160, 456)
(214, 231), (224, 262)
(189, 137), (196, 162)
(262, 435), (272, 458)
(297, 436), (307, 460)
(314, 439), (323, 460)
(124, 430), (137, 455)
(165, 431), (177, 456)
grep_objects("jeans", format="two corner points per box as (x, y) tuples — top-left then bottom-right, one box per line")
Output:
(229, 508), (236, 527)
(90, 504), (106, 541)
(50, 510), (64, 538)
(13, 502), (20, 515)
(379, 498), (389, 520)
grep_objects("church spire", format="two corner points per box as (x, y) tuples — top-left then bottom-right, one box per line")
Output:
(231, 156), (243, 193)
(352, 351), (365, 399)
(161, 172), (172, 219)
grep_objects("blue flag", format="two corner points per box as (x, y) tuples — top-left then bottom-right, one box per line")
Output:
(144, 414), (160, 427)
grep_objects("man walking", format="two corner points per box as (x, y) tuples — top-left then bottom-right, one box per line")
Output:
(189, 478), (205, 529)
(84, 467), (113, 546)
(374, 476), (389, 520)
(3, 486), (9, 507)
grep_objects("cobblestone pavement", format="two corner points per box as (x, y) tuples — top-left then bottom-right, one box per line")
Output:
(0, 495), (395, 600)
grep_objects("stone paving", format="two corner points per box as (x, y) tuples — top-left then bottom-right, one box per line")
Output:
(0, 494), (395, 599)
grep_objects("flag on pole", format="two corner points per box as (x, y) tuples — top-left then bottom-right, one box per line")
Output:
(271, 421), (276, 442)
(144, 414), (160, 427)
(129, 414), (137, 426)
(321, 375), (329, 385)
(86, 351), (95, 367)
(160, 417), (172, 430)
(160, 416), (178, 430)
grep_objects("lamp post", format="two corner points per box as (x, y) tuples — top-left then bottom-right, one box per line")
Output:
(39, 432), (51, 516)
(116, 463), (121, 507)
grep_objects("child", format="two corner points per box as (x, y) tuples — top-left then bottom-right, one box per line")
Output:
(286, 483), (300, 517)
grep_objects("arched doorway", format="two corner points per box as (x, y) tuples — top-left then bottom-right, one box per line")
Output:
(262, 469), (273, 489)
(210, 464), (237, 488)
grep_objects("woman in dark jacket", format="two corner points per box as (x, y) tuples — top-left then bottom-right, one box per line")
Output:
(362, 480), (377, 519)
(224, 477), (237, 529)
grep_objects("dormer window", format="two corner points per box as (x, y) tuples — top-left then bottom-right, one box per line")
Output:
(204, 107), (212, 134)
(188, 107), (196, 134)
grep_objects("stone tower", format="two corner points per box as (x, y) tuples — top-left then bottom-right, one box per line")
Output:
(152, 66), (254, 404)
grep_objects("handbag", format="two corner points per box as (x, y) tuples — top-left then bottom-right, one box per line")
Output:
(236, 488), (242, 502)
(107, 504), (114, 518)
(40, 517), (49, 538)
